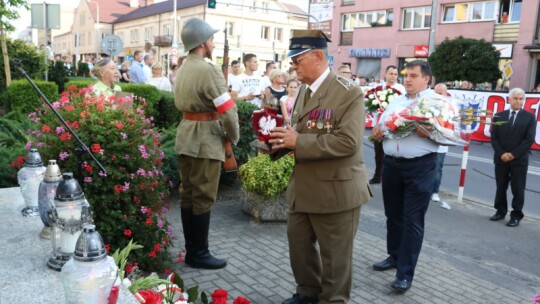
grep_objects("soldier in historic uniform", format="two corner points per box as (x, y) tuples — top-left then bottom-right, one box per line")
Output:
(174, 18), (239, 269)
(269, 30), (372, 304)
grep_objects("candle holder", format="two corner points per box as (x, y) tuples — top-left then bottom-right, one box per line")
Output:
(38, 160), (63, 239)
(17, 148), (46, 216)
(60, 224), (119, 304)
(48, 173), (92, 271)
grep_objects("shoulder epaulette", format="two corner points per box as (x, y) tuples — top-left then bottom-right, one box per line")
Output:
(336, 76), (354, 90)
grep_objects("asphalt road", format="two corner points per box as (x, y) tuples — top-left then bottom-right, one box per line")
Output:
(362, 137), (540, 297)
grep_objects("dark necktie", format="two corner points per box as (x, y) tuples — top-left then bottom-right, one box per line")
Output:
(305, 87), (312, 104)
(510, 110), (516, 127)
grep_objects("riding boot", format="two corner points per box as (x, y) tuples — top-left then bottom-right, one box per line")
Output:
(187, 211), (227, 269)
(180, 207), (194, 265)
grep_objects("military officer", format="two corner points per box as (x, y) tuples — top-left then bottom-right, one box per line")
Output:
(174, 18), (239, 269)
(269, 30), (372, 304)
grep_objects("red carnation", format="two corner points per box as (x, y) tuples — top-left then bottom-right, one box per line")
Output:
(148, 250), (157, 258)
(84, 164), (93, 173)
(153, 243), (161, 252)
(123, 229), (132, 238)
(41, 125), (51, 133)
(90, 143), (101, 153)
(114, 185), (123, 194)
(233, 296), (251, 304)
(211, 289), (228, 304)
(145, 217), (153, 226)
(115, 122), (124, 130)
(59, 133), (71, 141)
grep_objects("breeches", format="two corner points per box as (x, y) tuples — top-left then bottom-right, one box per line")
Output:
(177, 154), (221, 215)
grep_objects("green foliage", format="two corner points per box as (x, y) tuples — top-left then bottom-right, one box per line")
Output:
(0, 38), (46, 92)
(112, 239), (144, 280)
(239, 154), (294, 199)
(154, 91), (181, 129)
(159, 126), (180, 189)
(76, 62), (90, 77)
(118, 83), (161, 119)
(65, 79), (95, 89)
(428, 36), (501, 84)
(1, 79), (58, 114)
(0, 0), (30, 32)
(0, 112), (31, 188)
(234, 101), (258, 166)
(29, 87), (173, 271)
(49, 60), (68, 93)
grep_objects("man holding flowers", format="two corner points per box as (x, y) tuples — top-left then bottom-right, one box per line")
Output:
(370, 60), (438, 293)
(368, 65), (404, 185)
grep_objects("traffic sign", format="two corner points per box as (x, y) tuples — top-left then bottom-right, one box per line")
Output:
(328, 55), (334, 68)
(502, 63), (513, 80)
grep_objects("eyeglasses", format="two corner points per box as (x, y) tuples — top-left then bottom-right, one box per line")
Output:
(290, 51), (314, 65)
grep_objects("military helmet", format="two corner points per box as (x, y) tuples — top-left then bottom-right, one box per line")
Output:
(181, 18), (219, 52)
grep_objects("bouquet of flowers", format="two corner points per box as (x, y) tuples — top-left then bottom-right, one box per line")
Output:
(364, 85), (402, 114)
(380, 94), (468, 146)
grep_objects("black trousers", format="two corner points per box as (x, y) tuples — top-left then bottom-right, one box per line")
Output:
(382, 153), (436, 281)
(494, 163), (528, 220)
(373, 140), (384, 180)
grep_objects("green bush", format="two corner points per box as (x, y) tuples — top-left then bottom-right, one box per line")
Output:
(49, 61), (68, 93)
(76, 62), (90, 77)
(0, 112), (33, 188)
(66, 79), (94, 89)
(239, 154), (294, 199)
(1, 80), (58, 115)
(159, 126), (180, 189)
(154, 91), (181, 129)
(234, 101), (258, 166)
(0, 38), (47, 92)
(118, 84), (161, 119)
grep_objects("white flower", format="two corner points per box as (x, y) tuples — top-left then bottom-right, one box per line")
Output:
(388, 89), (393, 93)
(369, 94), (375, 99)
(377, 91), (383, 96)
(381, 101), (388, 109)
(424, 112), (433, 118)
(388, 95), (395, 102)
(372, 100), (379, 106)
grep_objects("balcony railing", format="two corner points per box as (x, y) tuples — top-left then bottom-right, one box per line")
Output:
(154, 35), (172, 46)
(493, 23), (520, 42)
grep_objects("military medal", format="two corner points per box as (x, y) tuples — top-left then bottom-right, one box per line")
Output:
(316, 110), (324, 129)
(307, 110), (316, 129)
(324, 110), (333, 133)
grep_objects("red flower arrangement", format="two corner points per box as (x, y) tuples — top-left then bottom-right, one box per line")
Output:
(364, 85), (402, 114)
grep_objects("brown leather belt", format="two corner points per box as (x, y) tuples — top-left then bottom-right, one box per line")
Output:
(183, 112), (220, 121)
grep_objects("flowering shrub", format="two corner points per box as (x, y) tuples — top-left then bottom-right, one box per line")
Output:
(364, 85), (401, 114)
(28, 85), (173, 271)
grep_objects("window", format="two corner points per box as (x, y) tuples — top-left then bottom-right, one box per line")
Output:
(261, 26), (270, 40)
(81, 33), (85, 46)
(225, 22), (234, 36)
(274, 27), (283, 41)
(144, 27), (153, 41)
(510, 0), (522, 22)
(442, 1), (497, 23)
(131, 29), (139, 43)
(402, 6), (431, 30)
(80, 13), (85, 26)
(342, 9), (393, 31)
(250, 0), (257, 11)
(163, 25), (171, 36)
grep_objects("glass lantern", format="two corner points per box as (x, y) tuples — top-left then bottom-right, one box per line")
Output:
(60, 224), (119, 304)
(38, 160), (62, 239)
(48, 173), (92, 271)
(17, 148), (46, 216)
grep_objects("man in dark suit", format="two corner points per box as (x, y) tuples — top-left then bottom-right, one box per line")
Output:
(490, 88), (536, 227)
(269, 30), (372, 304)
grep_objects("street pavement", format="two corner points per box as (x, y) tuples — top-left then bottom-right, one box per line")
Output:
(169, 180), (540, 304)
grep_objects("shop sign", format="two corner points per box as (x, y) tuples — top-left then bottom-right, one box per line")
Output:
(349, 48), (391, 58)
(414, 45), (429, 58)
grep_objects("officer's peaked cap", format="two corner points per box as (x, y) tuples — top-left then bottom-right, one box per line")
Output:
(287, 29), (331, 57)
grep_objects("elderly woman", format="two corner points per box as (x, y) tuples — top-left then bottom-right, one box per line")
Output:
(146, 62), (172, 92)
(92, 58), (122, 98)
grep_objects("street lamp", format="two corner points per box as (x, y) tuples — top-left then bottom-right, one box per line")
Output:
(87, 0), (100, 60)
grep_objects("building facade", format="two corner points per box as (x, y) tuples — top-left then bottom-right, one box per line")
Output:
(322, 0), (540, 90)
(50, 0), (307, 73)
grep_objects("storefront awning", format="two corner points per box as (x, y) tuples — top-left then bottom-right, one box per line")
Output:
(523, 45), (540, 52)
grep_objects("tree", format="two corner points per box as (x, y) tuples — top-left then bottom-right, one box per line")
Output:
(0, 38), (46, 92)
(0, 0), (30, 86)
(428, 36), (501, 85)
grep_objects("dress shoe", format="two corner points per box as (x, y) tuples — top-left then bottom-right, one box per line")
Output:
(391, 278), (412, 292)
(373, 256), (397, 271)
(489, 213), (505, 221)
(369, 178), (381, 185)
(282, 293), (318, 304)
(506, 218), (520, 227)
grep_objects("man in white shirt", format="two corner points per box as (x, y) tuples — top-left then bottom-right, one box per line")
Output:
(231, 53), (264, 107)
(227, 60), (241, 90)
(261, 61), (276, 89)
(143, 54), (154, 82)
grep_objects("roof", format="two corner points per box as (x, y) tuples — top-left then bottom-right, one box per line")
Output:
(85, 0), (139, 24)
(278, 2), (306, 16)
(114, 0), (206, 23)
